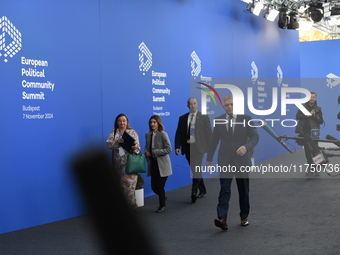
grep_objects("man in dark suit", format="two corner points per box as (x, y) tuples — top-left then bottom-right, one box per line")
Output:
(175, 98), (212, 203)
(207, 95), (259, 231)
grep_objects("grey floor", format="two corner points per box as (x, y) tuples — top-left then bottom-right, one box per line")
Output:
(1, 149), (340, 255)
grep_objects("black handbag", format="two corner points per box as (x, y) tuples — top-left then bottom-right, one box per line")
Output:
(126, 153), (147, 174)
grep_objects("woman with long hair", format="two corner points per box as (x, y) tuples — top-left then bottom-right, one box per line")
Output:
(145, 115), (172, 213)
(106, 113), (140, 210)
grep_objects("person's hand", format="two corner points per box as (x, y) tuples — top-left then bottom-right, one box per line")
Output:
(175, 148), (181, 155)
(145, 151), (152, 157)
(117, 138), (124, 143)
(131, 139), (138, 150)
(236, 146), (247, 156)
(310, 109), (316, 116)
(107, 137), (114, 145)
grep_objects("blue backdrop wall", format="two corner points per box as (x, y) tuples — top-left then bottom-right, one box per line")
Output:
(300, 40), (340, 140)
(0, 0), (300, 234)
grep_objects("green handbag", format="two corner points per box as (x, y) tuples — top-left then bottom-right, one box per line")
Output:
(126, 153), (147, 174)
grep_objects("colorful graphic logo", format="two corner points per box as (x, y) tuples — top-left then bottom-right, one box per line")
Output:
(0, 16), (22, 63)
(196, 82), (222, 106)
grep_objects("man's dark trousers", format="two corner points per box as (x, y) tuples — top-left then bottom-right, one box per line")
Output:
(217, 158), (250, 221)
(185, 142), (206, 196)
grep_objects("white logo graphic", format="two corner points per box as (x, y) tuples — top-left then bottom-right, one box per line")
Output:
(326, 73), (340, 88)
(191, 51), (201, 77)
(277, 65), (283, 85)
(251, 61), (258, 84)
(201, 83), (311, 116)
(138, 42), (152, 75)
(0, 16), (22, 63)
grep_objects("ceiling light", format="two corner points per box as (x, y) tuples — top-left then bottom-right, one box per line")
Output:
(331, 7), (340, 16)
(240, 0), (340, 37)
(264, 8), (279, 22)
(297, 19), (314, 31)
(288, 12), (299, 29)
(309, 4), (324, 23)
(278, 9), (288, 29)
(245, 3), (252, 12)
(252, 1), (264, 16)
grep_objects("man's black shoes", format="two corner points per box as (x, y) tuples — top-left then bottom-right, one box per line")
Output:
(191, 194), (197, 203)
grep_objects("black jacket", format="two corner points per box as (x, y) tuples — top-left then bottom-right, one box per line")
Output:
(175, 111), (212, 155)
